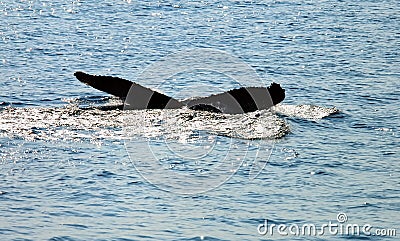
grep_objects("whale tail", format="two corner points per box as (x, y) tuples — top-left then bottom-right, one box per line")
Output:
(75, 71), (136, 99)
(74, 71), (285, 113)
(74, 71), (183, 109)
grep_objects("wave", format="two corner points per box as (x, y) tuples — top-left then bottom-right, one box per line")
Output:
(272, 104), (340, 120)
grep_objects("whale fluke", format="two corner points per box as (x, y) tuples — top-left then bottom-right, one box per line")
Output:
(74, 71), (184, 110)
(183, 84), (285, 114)
(74, 71), (134, 99)
(74, 71), (285, 114)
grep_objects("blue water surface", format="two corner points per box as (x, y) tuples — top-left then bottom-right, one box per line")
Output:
(0, 0), (399, 240)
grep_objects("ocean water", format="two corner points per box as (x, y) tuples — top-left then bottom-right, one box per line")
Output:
(0, 0), (399, 240)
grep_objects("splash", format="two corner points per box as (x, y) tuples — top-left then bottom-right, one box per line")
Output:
(0, 105), (288, 142)
(0, 99), (339, 142)
(272, 104), (340, 120)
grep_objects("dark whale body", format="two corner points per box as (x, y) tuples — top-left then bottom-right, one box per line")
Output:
(74, 71), (285, 114)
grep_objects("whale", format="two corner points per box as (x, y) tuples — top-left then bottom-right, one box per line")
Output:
(74, 71), (285, 114)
